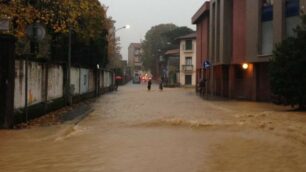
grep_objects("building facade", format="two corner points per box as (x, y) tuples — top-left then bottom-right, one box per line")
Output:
(163, 49), (180, 86)
(178, 33), (197, 86)
(128, 43), (143, 73)
(192, 2), (210, 84)
(193, 0), (305, 101)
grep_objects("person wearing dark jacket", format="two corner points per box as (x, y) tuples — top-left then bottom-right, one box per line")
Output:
(147, 79), (152, 91)
(159, 79), (163, 91)
(199, 78), (206, 96)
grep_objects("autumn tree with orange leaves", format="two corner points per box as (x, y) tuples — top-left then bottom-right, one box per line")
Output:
(0, 0), (116, 67)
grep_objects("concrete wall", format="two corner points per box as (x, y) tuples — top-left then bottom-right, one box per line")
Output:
(88, 70), (95, 92)
(70, 67), (80, 95)
(14, 60), (26, 109)
(14, 61), (45, 108)
(47, 65), (63, 100)
(14, 60), (63, 109)
(100, 70), (104, 89)
(12, 58), (114, 125)
(103, 71), (113, 87)
(14, 61), (112, 110)
(27, 62), (43, 105)
(80, 68), (89, 94)
(71, 68), (96, 95)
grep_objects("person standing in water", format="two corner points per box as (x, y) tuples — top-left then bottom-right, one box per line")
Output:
(147, 79), (152, 91)
(159, 78), (163, 91)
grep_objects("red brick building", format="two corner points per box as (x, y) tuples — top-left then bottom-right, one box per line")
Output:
(192, 2), (210, 84)
(193, 0), (306, 101)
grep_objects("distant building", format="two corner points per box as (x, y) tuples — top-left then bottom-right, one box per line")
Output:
(128, 43), (143, 73)
(177, 32), (197, 86)
(163, 49), (180, 86)
(192, 0), (305, 101)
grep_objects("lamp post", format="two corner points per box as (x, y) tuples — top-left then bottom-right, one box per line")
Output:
(66, 2), (73, 106)
(108, 24), (130, 78)
(66, 25), (72, 105)
(115, 25), (130, 32)
(24, 21), (46, 122)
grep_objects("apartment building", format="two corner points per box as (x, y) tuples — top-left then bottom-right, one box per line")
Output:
(177, 33), (197, 86)
(128, 43), (143, 73)
(193, 0), (305, 101)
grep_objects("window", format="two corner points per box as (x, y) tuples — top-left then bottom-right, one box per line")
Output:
(286, 0), (299, 17)
(285, 0), (300, 37)
(185, 57), (192, 65)
(262, 0), (273, 6)
(185, 40), (192, 50)
(261, 0), (274, 55)
(262, 0), (273, 22)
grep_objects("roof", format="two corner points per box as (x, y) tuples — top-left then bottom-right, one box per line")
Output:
(177, 32), (196, 40)
(192, 1), (210, 24)
(129, 43), (141, 49)
(164, 49), (180, 56)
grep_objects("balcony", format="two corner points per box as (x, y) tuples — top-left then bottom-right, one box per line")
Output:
(182, 65), (194, 73)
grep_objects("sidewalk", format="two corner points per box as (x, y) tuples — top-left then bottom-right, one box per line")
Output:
(60, 102), (93, 125)
(15, 101), (93, 129)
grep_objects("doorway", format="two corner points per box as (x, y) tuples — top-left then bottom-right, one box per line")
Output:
(185, 75), (192, 85)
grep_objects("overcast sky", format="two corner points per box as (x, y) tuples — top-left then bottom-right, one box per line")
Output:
(99, 0), (207, 60)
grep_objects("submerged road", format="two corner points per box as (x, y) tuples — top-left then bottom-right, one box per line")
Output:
(1, 83), (306, 172)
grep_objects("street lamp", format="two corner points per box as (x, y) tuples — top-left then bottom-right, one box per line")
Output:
(115, 25), (130, 32)
(242, 63), (249, 70)
(108, 24), (130, 79)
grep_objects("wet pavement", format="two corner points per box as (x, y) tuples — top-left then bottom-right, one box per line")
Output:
(0, 82), (306, 172)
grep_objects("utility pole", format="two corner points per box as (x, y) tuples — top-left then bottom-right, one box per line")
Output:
(0, 34), (16, 128)
(67, 26), (72, 105)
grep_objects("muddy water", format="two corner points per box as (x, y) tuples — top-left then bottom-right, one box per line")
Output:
(1, 83), (306, 172)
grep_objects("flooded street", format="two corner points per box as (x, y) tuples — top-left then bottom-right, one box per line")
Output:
(1, 83), (306, 172)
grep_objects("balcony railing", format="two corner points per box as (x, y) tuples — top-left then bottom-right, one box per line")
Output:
(182, 65), (193, 72)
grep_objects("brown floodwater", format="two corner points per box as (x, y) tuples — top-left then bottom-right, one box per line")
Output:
(1, 83), (306, 172)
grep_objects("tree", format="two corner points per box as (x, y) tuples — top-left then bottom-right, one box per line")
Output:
(270, 15), (306, 109)
(0, 0), (110, 37)
(105, 19), (125, 70)
(142, 24), (194, 75)
(162, 26), (194, 46)
(1, 0), (113, 67)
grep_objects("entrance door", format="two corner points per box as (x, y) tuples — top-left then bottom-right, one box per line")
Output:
(185, 75), (192, 85)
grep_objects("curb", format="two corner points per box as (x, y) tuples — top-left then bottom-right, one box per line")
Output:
(61, 104), (93, 125)
(73, 108), (94, 125)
